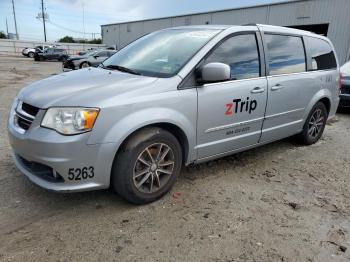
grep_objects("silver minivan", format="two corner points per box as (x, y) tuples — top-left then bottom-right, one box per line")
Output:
(8, 25), (340, 204)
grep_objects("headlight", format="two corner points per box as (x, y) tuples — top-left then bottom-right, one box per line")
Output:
(41, 107), (99, 135)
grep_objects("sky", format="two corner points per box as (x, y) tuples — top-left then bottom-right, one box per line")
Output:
(0, 0), (289, 42)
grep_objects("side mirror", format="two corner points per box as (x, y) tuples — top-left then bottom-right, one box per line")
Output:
(198, 62), (230, 84)
(93, 55), (99, 59)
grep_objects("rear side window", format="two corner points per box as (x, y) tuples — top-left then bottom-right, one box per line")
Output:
(304, 37), (337, 70)
(265, 34), (306, 75)
(204, 34), (260, 80)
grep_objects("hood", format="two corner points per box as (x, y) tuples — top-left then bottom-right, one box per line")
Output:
(18, 67), (158, 108)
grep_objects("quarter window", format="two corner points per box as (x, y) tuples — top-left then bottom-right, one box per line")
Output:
(204, 34), (260, 80)
(265, 34), (306, 75)
(304, 36), (337, 70)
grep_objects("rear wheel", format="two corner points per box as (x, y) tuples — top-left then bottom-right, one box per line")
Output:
(111, 127), (182, 204)
(297, 102), (328, 145)
(28, 52), (34, 58)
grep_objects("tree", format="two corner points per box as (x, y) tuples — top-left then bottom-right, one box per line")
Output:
(57, 36), (102, 44)
(58, 36), (75, 43)
(0, 31), (7, 39)
(88, 38), (102, 44)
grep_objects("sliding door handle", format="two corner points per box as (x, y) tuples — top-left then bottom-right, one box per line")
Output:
(271, 84), (284, 91)
(250, 87), (265, 94)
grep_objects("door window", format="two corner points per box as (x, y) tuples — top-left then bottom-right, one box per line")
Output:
(204, 34), (261, 80)
(265, 34), (306, 75)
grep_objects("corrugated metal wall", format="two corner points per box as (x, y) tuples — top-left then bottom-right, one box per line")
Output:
(101, 0), (350, 64)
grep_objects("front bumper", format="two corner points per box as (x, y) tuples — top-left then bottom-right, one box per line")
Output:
(8, 103), (117, 192)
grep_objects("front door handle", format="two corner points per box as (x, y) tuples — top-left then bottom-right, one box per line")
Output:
(271, 83), (284, 91)
(250, 87), (265, 94)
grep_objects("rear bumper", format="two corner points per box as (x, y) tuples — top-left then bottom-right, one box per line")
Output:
(339, 93), (350, 108)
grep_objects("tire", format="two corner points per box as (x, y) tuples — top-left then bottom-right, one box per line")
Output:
(111, 127), (182, 204)
(28, 52), (34, 58)
(59, 56), (67, 62)
(297, 102), (328, 145)
(80, 62), (90, 68)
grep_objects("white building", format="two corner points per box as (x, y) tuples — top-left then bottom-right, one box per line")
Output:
(101, 0), (350, 64)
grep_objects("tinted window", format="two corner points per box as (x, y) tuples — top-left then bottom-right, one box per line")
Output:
(204, 34), (260, 80)
(97, 51), (108, 57)
(305, 37), (337, 70)
(266, 34), (306, 75)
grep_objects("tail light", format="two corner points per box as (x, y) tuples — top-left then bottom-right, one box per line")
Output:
(339, 72), (344, 90)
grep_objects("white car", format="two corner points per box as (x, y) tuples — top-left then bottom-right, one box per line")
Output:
(22, 45), (52, 58)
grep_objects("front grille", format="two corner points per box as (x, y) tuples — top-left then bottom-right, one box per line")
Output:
(16, 115), (32, 130)
(14, 101), (39, 131)
(22, 102), (39, 116)
(17, 155), (64, 183)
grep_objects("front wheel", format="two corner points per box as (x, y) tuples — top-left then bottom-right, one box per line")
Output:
(28, 52), (34, 58)
(80, 62), (90, 68)
(111, 127), (182, 204)
(297, 102), (328, 145)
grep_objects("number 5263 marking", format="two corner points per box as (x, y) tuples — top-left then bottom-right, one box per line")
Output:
(68, 167), (94, 181)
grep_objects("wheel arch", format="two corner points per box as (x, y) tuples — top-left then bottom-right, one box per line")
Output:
(303, 89), (332, 122)
(80, 61), (91, 68)
(119, 122), (190, 165)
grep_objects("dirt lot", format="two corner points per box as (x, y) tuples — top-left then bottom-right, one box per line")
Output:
(0, 54), (350, 262)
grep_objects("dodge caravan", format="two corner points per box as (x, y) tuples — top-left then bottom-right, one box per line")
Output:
(8, 25), (340, 204)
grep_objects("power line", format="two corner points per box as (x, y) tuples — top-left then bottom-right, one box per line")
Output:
(46, 20), (100, 36)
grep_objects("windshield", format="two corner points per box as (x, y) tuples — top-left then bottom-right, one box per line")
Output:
(84, 50), (98, 56)
(341, 61), (350, 74)
(102, 28), (220, 77)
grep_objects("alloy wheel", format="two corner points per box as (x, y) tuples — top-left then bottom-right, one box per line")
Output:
(133, 143), (175, 194)
(308, 108), (324, 139)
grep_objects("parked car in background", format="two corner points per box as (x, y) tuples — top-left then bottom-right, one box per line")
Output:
(339, 61), (350, 108)
(8, 25), (340, 204)
(22, 45), (51, 58)
(34, 48), (68, 61)
(62, 49), (116, 71)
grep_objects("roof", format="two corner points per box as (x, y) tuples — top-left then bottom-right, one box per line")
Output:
(101, 0), (303, 27)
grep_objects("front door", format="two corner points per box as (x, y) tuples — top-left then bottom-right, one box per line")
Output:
(196, 32), (268, 160)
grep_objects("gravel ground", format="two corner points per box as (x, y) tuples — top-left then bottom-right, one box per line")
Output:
(0, 54), (350, 262)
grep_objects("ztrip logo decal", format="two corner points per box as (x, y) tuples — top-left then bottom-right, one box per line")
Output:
(225, 97), (257, 116)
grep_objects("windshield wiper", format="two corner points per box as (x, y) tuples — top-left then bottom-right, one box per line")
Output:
(105, 65), (141, 75)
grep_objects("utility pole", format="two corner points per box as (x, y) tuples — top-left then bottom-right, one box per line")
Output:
(11, 0), (19, 40)
(41, 0), (47, 42)
(82, 2), (85, 40)
(6, 18), (9, 38)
